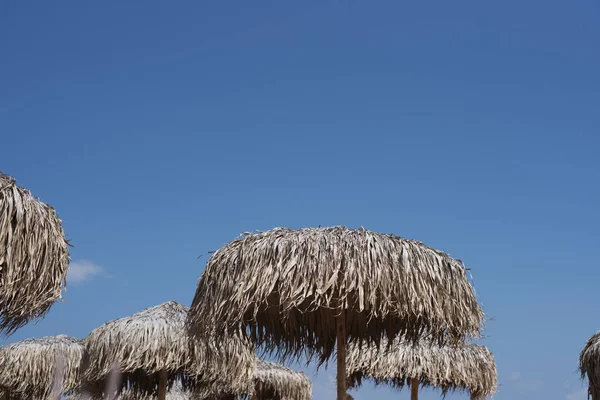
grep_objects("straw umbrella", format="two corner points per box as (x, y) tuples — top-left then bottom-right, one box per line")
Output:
(187, 226), (485, 400)
(252, 359), (312, 400)
(80, 301), (255, 400)
(0, 335), (84, 399)
(346, 338), (497, 400)
(580, 331), (600, 399)
(0, 172), (70, 334)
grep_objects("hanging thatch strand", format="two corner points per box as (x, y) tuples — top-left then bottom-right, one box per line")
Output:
(68, 382), (191, 400)
(81, 301), (255, 398)
(580, 331), (600, 399)
(187, 227), (484, 362)
(0, 334), (84, 399)
(346, 338), (497, 399)
(253, 359), (312, 400)
(0, 172), (70, 334)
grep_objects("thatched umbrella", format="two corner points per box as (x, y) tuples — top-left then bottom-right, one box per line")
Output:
(187, 227), (485, 400)
(346, 338), (497, 400)
(0, 334), (84, 399)
(0, 172), (70, 334)
(580, 331), (600, 399)
(81, 301), (255, 400)
(251, 359), (312, 400)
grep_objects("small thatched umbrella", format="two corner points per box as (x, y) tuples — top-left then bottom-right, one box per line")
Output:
(187, 227), (485, 400)
(580, 331), (600, 399)
(346, 338), (497, 400)
(252, 359), (312, 400)
(0, 172), (70, 334)
(81, 301), (255, 400)
(0, 334), (84, 399)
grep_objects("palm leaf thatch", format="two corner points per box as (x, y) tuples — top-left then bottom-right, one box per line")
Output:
(68, 382), (191, 400)
(0, 334), (84, 399)
(253, 359), (312, 400)
(81, 301), (255, 398)
(346, 338), (497, 399)
(0, 172), (70, 334)
(580, 331), (600, 399)
(188, 227), (484, 360)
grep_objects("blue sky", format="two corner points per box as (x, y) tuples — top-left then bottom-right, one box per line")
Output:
(1, 1), (599, 399)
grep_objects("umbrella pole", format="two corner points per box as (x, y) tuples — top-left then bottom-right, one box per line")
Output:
(336, 309), (347, 400)
(158, 370), (167, 400)
(411, 377), (418, 400)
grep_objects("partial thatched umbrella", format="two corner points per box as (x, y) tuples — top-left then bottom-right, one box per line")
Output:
(252, 359), (312, 400)
(346, 338), (497, 400)
(187, 227), (485, 400)
(580, 331), (600, 399)
(0, 335), (84, 399)
(0, 172), (70, 334)
(67, 382), (190, 400)
(81, 301), (255, 400)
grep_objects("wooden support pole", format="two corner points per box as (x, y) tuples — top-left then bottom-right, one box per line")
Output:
(336, 310), (347, 400)
(158, 370), (168, 400)
(411, 377), (419, 400)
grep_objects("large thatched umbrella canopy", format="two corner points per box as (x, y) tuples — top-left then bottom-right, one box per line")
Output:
(81, 301), (254, 400)
(347, 338), (497, 400)
(580, 331), (600, 399)
(0, 172), (70, 334)
(0, 334), (84, 399)
(187, 227), (484, 400)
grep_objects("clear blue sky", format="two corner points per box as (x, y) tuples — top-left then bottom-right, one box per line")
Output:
(1, 1), (598, 399)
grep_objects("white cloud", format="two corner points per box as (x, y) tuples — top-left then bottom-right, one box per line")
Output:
(509, 371), (544, 393)
(67, 260), (104, 284)
(566, 387), (588, 400)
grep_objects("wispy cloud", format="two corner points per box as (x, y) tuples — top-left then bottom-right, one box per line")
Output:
(566, 387), (588, 400)
(67, 260), (105, 284)
(509, 370), (544, 393)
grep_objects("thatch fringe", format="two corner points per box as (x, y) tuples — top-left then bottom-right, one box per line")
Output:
(68, 382), (190, 400)
(0, 172), (70, 334)
(346, 338), (497, 399)
(187, 227), (484, 362)
(81, 301), (255, 398)
(0, 334), (84, 399)
(253, 359), (312, 400)
(580, 331), (600, 399)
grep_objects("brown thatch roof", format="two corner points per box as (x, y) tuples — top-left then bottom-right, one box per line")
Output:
(0, 335), (84, 399)
(68, 382), (191, 400)
(580, 331), (600, 399)
(81, 301), (255, 398)
(0, 172), (70, 334)
(253, 359), (312, 400)
(346, 338), (497, 399)
(187, 227), (484, 362)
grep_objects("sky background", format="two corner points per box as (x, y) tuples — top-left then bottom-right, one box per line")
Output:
(1, 1), (599, 399)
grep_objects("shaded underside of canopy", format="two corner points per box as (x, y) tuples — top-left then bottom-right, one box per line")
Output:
(346, 338), (497, 399)
(580, 331), (600, 399)
(0, 172), (70, 334)
(0, 334), (84, 399)
(81, 301), (254, 398)
(188, 226), (484, 362)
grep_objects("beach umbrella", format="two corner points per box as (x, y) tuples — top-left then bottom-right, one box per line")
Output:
(0, 172), (70, 334)
(346, 338), (497, 400)
(81, 301), (255, 400)
(252, 359), (312, 400)
(187, 226), (484, 400)
(580, 331), (600, 399)
(0, 335), (84, 399)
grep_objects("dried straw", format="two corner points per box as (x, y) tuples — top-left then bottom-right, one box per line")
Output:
(346, 338), (497, 399)
(580, 331), (600, 399)
(0, 335), (84, 399)
(253, 359), (312, 400)
(188, 226), (484, 362)
(0, 172), (70, 334)
(81, 301), (255, 398)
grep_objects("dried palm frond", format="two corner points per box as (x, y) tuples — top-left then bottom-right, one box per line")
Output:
(253, 359), (311, 400)
(0, 172), (70, 334)
(346, 338), (497, 399)
(68, 382), (191, 400)
(188, 226), (484, 362)
(580, 331), (600, 399)
(81, 301), (254, 398)
(0, 335), (84, 399)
